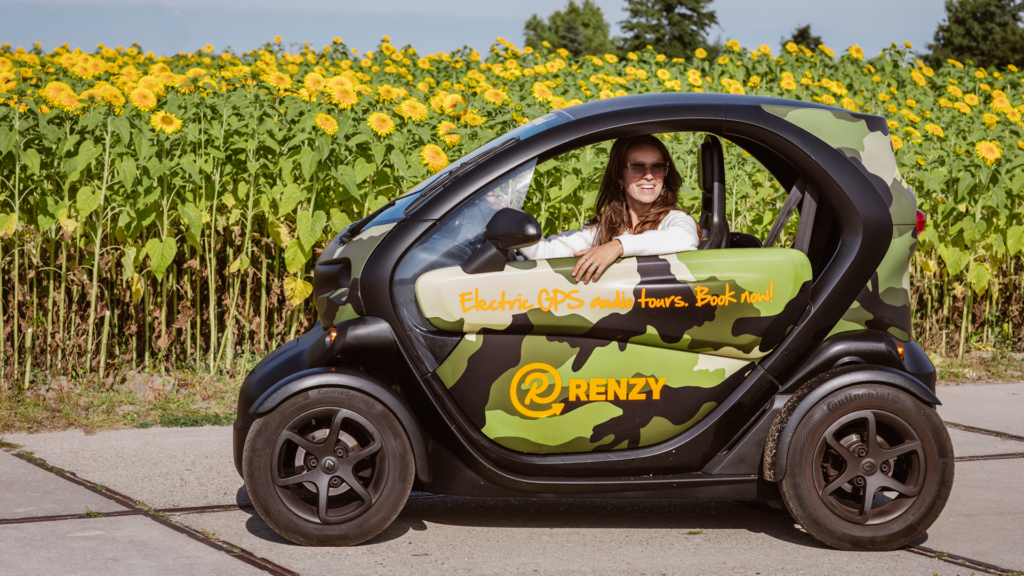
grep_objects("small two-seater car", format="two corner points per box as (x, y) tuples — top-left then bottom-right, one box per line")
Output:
(234, 93), (952, 550)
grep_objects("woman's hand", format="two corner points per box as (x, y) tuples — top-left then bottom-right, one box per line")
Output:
(572, 240), (623, 284)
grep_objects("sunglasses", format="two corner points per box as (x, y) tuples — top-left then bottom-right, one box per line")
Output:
(625, 161), (669, 179)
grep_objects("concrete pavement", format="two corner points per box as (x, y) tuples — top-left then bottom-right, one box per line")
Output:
(1, 381), (1021, 575)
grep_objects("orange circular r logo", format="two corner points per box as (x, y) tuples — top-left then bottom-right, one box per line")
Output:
(510, 363), (566, 418)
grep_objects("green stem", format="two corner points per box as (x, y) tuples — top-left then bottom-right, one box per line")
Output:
(85, 118), (114, 370)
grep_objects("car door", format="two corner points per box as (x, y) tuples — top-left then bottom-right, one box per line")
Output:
(417, 246), (812, 454)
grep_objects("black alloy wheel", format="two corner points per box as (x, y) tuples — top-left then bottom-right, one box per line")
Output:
(272, 407), (385, 525)
(813, 409), (923, 525)
(244, 388), (414, 546)
(779, 383), (954, 551)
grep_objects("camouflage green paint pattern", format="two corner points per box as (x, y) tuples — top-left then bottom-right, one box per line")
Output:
(419, 248), (813, 360)
(764, 105), (917, 340)
(314, 222), (396, 328)
(429, 249), (812, 454)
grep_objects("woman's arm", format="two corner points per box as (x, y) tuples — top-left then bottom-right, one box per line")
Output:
(614, 211), (700, 257)
(519, 226), (596, 260)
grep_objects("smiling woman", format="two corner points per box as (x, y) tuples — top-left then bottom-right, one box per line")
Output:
(520, 135), (701, 283)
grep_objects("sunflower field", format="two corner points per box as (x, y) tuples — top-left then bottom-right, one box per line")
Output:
(1, 34), (1023, 388)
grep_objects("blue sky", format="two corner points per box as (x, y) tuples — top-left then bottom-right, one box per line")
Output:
(2, 0), (947, 58)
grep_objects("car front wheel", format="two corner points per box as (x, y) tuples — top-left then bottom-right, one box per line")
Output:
(243, 388), (414, 546)
(779, 383), (954, 551)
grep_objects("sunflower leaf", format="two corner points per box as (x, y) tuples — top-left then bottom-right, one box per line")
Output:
(283, 276), (313, 307)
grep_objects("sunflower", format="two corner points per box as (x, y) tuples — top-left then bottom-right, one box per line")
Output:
(938, 98), (952, 108)
(441, 93), (466, 115)
(728, 84), (745, 95)
(780, 78), (797, 91)
(328, 85), (359, 110)
(482, 89), (507, 105)
(953, 102), (971, 115)
(975, 141), (1002, 165)
(436, 120), (460, 147)
(263, 71), (292, 90)
(56, 90), (83, 113)
(694, 48), (707, 59)
(841, 97), (857, 111)
(376, 84), (407, 102)
(314, 113), (339, 135)
(924, 124), (945, 137)
(891, 134), (903, 151)
(150, 111), (183, 134)
(598, 89), (614, 99)
(129, 87), (157, 111)
(137, 75), (165, 96)
(757, 44), (772, 56)
(655, 68), (671, 81)
(366, 112), (396, 137)
(303, 72), (325, 91)
(991, 96), (1012, 112)
(395, 98), (429, 121)
(982, 113), (1000, 129)
(420, 144), (449, 173)
(747, 76), (761, 88)
(821, 94), (836, 105)
(848, 45), (864, 60)
(1019, 140), (1024, 151)
(963, 93), (979, 106)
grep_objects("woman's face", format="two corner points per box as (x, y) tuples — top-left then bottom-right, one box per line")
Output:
(618, 144), (666, 208)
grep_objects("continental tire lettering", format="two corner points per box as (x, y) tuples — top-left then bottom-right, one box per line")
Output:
(826, 390), (902, 412)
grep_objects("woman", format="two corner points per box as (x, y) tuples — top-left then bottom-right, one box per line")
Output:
(520, 135), (700, 284)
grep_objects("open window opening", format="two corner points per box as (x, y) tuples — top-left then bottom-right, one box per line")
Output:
(393, 130), (841, 372)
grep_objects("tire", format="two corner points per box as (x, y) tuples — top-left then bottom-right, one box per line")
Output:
(243, 388), (414, 546)
(779, 383), (954, 551)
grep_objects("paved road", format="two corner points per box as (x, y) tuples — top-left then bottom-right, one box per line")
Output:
(2, 382), (1022, 576)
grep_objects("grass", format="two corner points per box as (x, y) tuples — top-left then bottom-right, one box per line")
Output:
(0, 365), (243, 434)
(0, 437), (22, 450)
(78, 506), (104, 518)
(200, 527), (221, 542)
(933, 350), (1024, 383)
(137, 502), (168, 518)
(686, 529), (704, 535)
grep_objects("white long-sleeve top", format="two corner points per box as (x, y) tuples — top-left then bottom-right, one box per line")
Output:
(520, 210), (701, 260)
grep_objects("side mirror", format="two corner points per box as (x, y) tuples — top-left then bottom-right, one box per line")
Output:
(461, 208), (541, 274)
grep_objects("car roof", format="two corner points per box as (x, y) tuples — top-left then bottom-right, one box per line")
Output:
(555, 92), (851, 121)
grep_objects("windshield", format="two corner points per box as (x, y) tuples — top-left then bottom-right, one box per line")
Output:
(352, 113), (566, 233)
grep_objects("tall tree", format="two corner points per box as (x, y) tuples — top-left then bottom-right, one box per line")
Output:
(524, 1), (616, 57)
(781, 24), (823, 51)
(618, 0), (718, 58)
(926, 0), (1024, 67)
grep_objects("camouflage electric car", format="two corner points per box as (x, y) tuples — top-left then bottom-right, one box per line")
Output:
(235, 93), (952, 550)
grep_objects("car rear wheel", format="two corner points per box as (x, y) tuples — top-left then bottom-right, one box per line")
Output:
(243, 388), (414, 546)
(779, 383), (954, 551)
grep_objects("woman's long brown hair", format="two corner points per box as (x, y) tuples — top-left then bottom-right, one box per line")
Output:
(588, 135), (684, 247)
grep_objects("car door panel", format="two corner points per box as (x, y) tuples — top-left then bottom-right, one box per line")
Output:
(436, 332), (752, 453)
(420, 248), (812, 455)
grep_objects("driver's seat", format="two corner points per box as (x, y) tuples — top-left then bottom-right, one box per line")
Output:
(697, 135), (729, 250)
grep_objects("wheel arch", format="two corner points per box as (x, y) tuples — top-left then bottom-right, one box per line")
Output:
(763, 365), (940, 483)
(249, 367), (432, 484)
